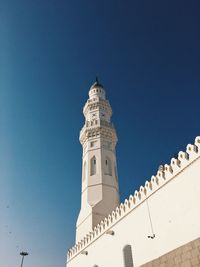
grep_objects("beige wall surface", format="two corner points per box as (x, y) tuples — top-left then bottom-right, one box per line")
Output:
(141, 237), (200, 267)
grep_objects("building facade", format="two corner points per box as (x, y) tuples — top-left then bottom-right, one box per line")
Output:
(67, 81), (200, 267)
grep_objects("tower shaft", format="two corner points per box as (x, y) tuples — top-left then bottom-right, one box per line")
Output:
(76, 80), (119, 242)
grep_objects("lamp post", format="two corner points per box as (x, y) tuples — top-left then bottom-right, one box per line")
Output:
(20, 251), (28, 267)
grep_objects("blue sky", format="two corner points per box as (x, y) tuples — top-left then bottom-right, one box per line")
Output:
(0, 0), (200, 266)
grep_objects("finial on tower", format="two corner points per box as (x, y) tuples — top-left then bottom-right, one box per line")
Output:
(91, 76), (103, 89)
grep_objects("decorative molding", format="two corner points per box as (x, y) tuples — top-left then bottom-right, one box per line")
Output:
(79, 123), (117, 145)
(83, 99), (112, 117)
(67, 136), (200, 262)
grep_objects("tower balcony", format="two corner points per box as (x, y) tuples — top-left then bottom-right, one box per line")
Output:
(83, 99), (112, 117)
(79, 120), (117, 145)
(80, 120), (115, 136)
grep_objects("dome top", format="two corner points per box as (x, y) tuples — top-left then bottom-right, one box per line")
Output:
(89, 77), (106, 100)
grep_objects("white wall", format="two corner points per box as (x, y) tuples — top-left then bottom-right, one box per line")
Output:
(67, 138), (200, 267)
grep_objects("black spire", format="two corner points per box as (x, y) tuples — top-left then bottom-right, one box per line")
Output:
(92, 76), (103, 88)
(90, 76), (104, 89)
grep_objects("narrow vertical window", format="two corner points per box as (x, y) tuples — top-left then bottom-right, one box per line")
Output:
(83, 161), (86, 181)
(105, 157), (112, 176)
(123, 245), (134, 267)
(90, 156), (96, 176)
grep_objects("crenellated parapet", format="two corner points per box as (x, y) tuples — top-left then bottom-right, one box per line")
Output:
(67, 136), (200, 262)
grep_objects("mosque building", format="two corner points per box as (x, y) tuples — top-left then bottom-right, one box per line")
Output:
(66, 80), (200, 267)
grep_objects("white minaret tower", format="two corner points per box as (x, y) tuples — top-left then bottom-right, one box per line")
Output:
(76, 79), (120, 242)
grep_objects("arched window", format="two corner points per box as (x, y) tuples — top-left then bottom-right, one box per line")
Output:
(123, 245), (134, 267)
(83, 161), (86, 181)
(90, 156), (96, 176)
(105, 157), (112, 176)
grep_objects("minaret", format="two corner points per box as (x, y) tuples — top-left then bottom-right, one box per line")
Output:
(76, 79), (120, 242)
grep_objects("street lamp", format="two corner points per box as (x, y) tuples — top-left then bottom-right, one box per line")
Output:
(20, 251), (29, 267)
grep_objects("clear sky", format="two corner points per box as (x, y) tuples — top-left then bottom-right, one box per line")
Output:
(0, 0), (200, 266)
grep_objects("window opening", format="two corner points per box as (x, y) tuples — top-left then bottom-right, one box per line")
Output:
(90, 156), (96, 175)
(105, 157), (112, 176)
(83, 161), (86, 181)
(123, 245), (134, 267)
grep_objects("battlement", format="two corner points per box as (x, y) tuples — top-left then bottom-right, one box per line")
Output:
(67, 136), (200, 262)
